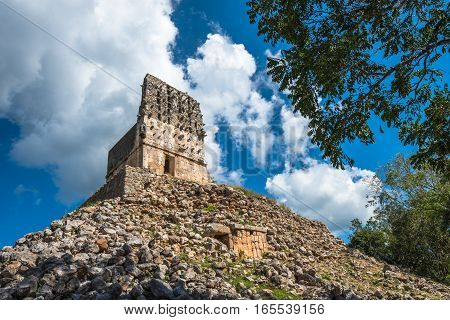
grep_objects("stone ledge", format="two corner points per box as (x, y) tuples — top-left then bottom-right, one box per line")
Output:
(204, 223), (231, 237)
(229, 223), (268, 233)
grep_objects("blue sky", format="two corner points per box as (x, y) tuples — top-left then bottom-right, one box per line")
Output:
(0, 0), (418, 247)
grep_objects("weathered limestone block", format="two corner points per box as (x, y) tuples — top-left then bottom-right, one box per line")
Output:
(211, 223), (270, 259)
(205, 223), (231, 237)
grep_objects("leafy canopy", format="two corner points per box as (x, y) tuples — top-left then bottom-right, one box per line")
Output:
(349, 155), (449, 283)
(247, 0), (449, 172)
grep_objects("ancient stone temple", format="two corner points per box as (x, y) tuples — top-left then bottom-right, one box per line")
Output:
(106, 74), (209, 184)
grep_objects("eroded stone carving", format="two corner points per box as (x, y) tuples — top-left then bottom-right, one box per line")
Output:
(107, 74), (209, 184)
(139, 75), (206, 140)
(205, 222), (269, 259)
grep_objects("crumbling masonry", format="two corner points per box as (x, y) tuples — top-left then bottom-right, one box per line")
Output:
(90, 75), (268, 259)
(107, 74), (209, 184)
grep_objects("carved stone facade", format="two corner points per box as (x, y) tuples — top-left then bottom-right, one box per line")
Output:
(106, 74), (209, 184)
(220, 224), (269, 259)
(205, 222), (269, 259)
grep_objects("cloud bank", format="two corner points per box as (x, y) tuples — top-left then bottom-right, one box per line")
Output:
(0, 1), (374, 233)
(187, 34), (276, 178)
(266, 162), (375, 233)
(0, 1), (278, 198)
(265, 106), (375, 232)
(0, 0), (186, 202)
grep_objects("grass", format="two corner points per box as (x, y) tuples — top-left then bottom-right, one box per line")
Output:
(81, 199), (99, 208)
(271, 288), (302, 300)
(278, 202), (291, 212)
(228, 272), (302, 300)
(230, 276), (254, 289)
(232, 186), (264, 199)
(172, 223), (182, 232)
(202, 204), (216, 212)
(320, 272), (333, 281)
(238, 218), (256, 226)
(146, 227), (156, 238)
(371, 278), (383, 285)
(179, 252), (189, 262)
(199, 256), (213, 268)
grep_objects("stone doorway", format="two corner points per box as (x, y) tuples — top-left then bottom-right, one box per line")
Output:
(164, 154), (175, 176)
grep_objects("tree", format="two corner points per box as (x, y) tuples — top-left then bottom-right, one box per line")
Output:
(247, 0), (449, 173)
(349, 155), (449, 283)
(349, 218), (393, 262)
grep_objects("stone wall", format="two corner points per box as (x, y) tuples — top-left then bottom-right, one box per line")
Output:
(226, 224), (269, 259)
(83, 167), (127, 205)
(143, 145), (209, 184)
(139, 74), (205, 140)
(5, 164), (450, 300)
(142, 117), (205, 164)
(107, 124), (139, 177)
(206, 223), (269, 259)
(122, 165), (157, 197)
(85, 165), (208, 204)
(84, 166), (140, 205)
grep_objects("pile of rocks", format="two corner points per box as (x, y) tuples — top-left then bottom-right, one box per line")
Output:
(1, 170), (448, 300)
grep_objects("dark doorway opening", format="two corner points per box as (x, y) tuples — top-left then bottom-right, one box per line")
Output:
(164, 155), (175, 176)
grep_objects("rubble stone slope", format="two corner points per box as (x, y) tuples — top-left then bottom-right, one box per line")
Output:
(1, 168), (449, 300)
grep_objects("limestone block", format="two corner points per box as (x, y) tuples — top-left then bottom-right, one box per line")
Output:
(205, 223), (231, 237)
(216, 223), (271, 259)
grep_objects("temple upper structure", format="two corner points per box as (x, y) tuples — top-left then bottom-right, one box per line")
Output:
(106, 74), (209, 184)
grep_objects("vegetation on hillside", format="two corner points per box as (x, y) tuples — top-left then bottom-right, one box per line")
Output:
(349, 155), (449, 284)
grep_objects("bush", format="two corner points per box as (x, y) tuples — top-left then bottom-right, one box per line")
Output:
(348, 155), (449, 284)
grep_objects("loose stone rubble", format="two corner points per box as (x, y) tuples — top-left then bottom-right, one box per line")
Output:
(1, 169), (449, 300)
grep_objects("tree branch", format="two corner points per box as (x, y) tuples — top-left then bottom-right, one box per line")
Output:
(365, 38), (450, 98)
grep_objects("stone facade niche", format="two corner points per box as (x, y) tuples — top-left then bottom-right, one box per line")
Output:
(106, 74), (209, 184)
(206, 223), (269, 259)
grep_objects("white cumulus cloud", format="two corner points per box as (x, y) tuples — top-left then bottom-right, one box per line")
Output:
(1, 0), (376, 236)
(0, 2), (277, 200)
(187, 34), (275, 172)
(265, 97), (374, 234)
(280, 105), (310, 161)
(0, 0), (186, 202)
(266, 160), (375, 233)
